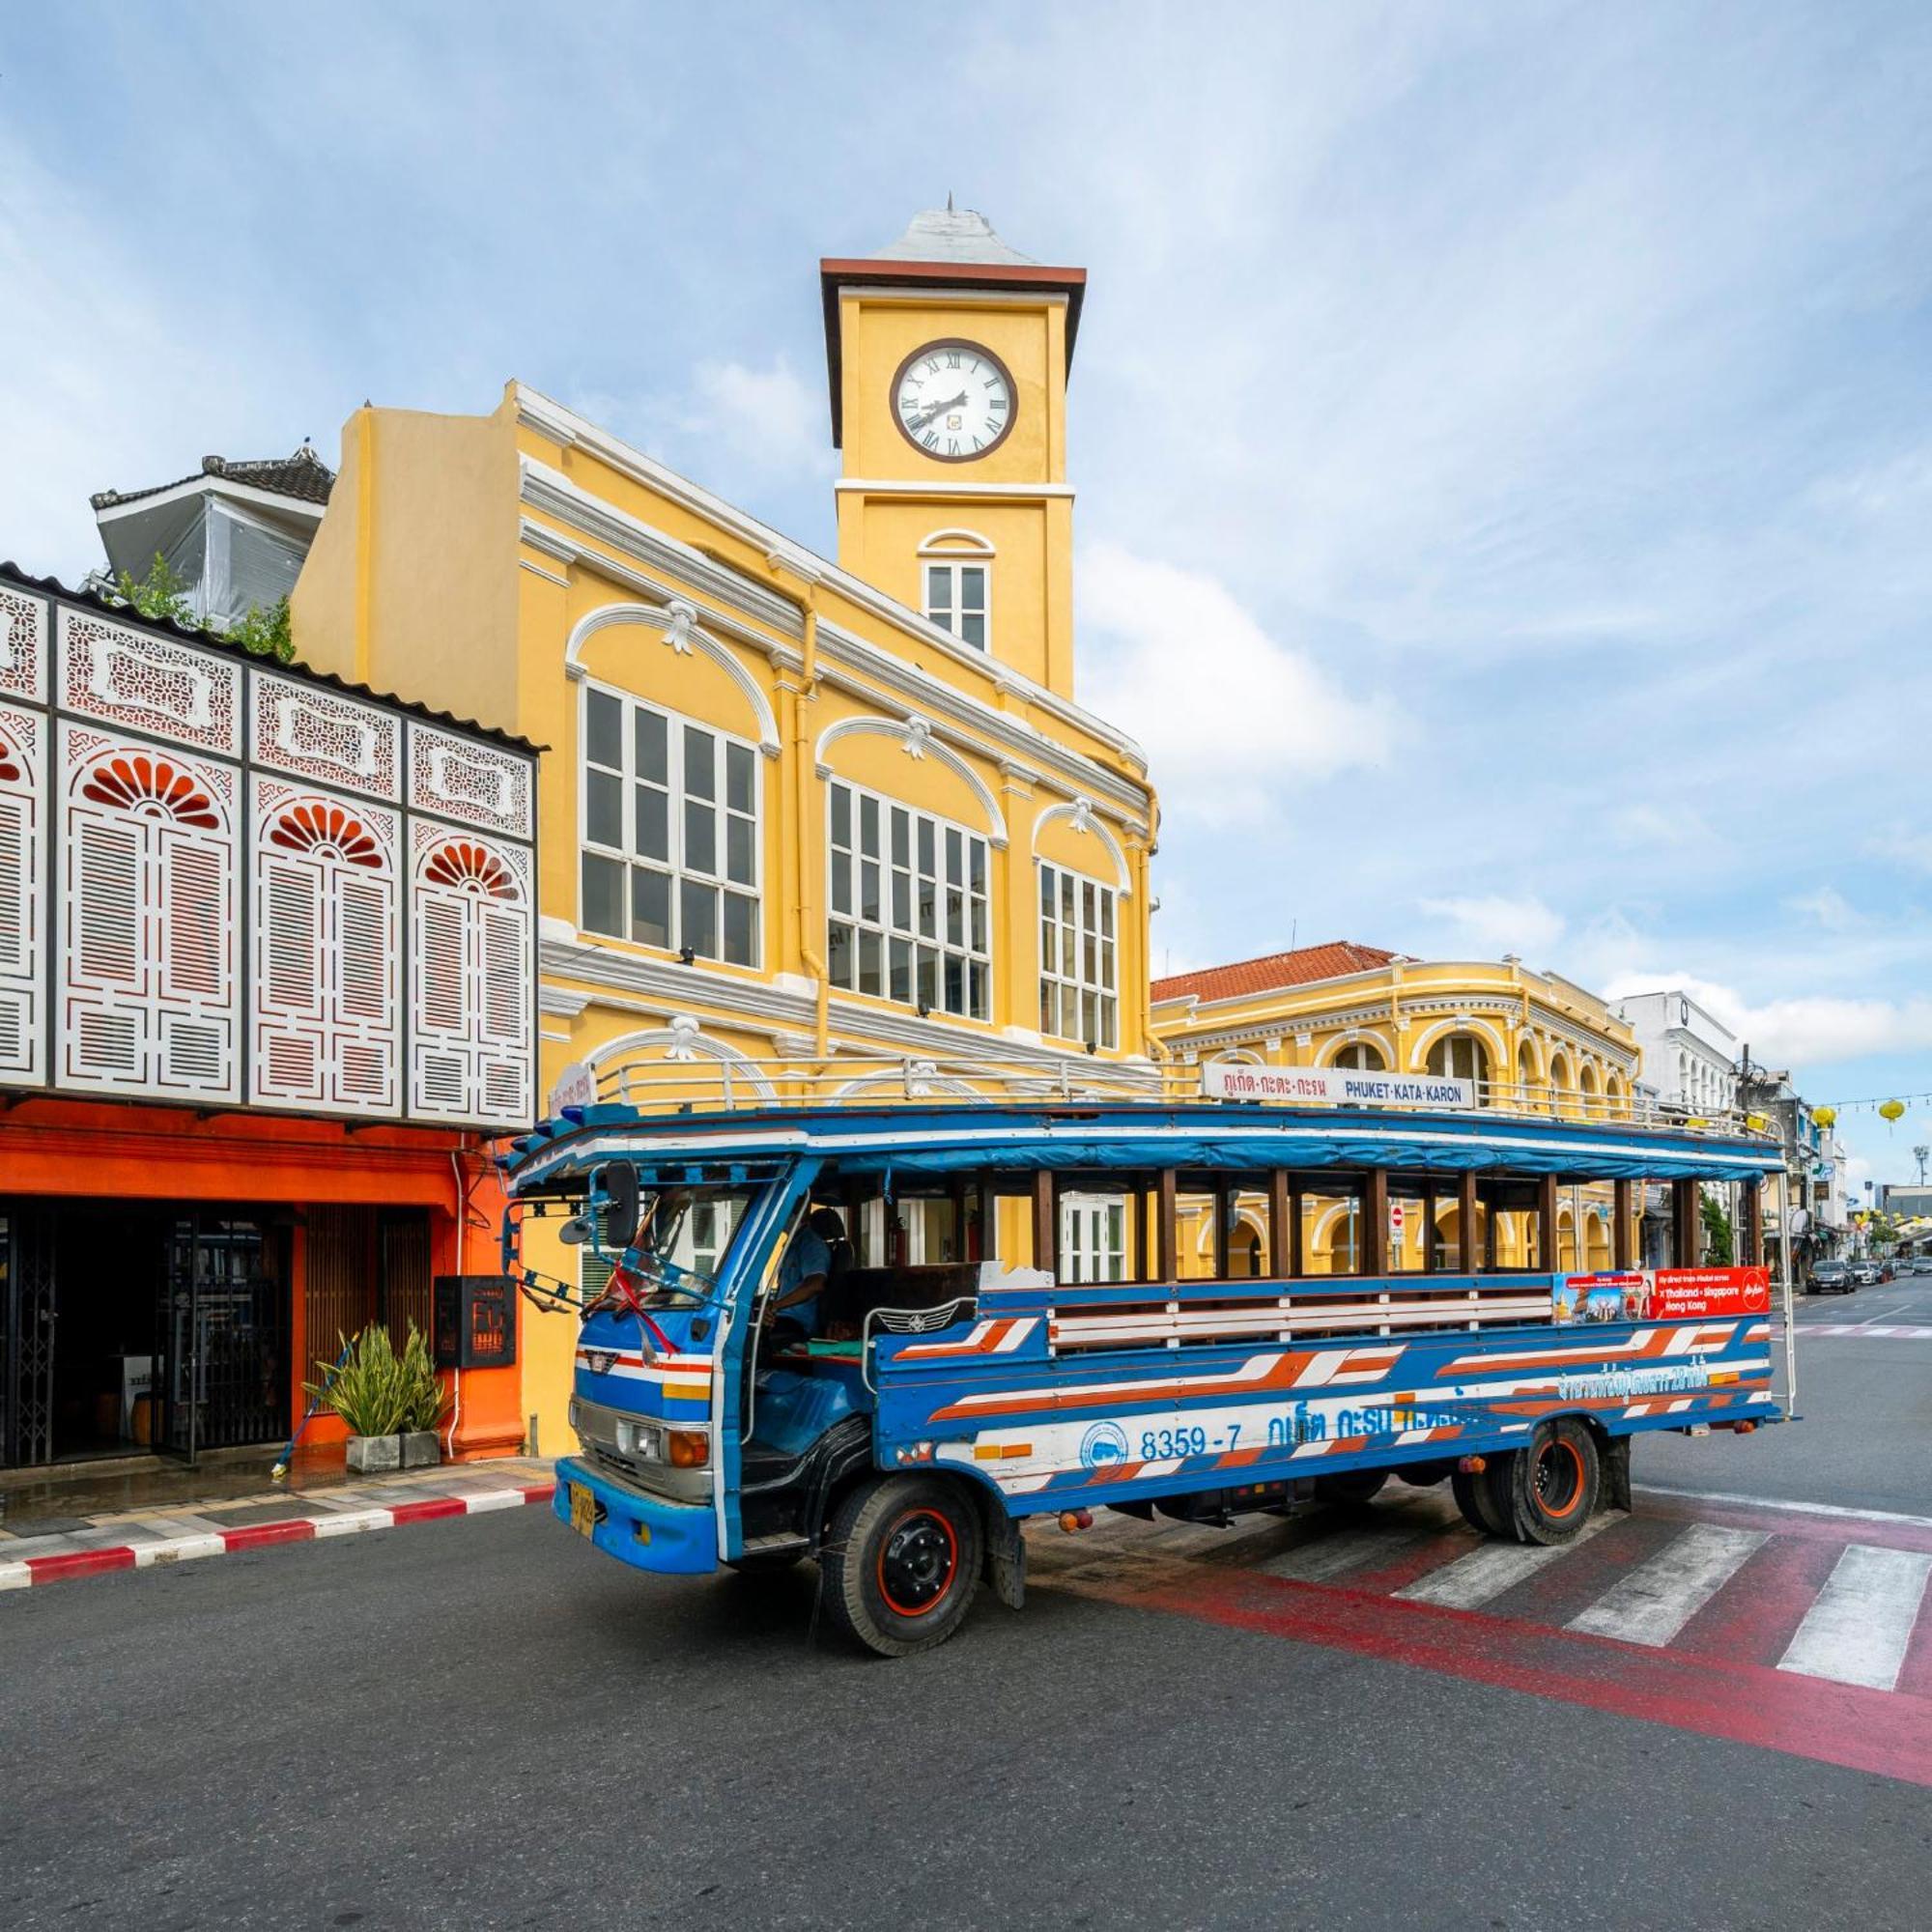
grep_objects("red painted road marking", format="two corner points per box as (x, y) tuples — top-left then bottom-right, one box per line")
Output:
(1667, 1533), (1843, 1668)
(1117, 1566), (1932, 1788)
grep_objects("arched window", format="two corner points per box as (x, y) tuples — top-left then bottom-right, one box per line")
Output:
(1579, 1062), (1601, 1118)
(918, 530), (993, 651)
(1426, 1032), (1490, 1098)
(1332, 1039), (1386, 1071)
(1516, 1039), (1537, 1108)
(1548, 1050), (1572, 1107)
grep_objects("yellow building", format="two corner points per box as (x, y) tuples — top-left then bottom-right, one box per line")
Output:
(289, 207), (1157, 1447)
(1151, 942), (1642, 1274)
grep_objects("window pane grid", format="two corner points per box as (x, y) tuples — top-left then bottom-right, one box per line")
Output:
(828, 780), (989, 1020)
(1037, 861), (1119, 1050)
(923, 557), (990, 652)
(581, 685), (759, 967)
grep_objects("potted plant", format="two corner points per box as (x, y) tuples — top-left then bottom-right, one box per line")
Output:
(306, 1323), (448, 1474)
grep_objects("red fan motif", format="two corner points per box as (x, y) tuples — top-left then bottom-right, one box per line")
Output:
(79, 752), (220, 828)
(268, 799), (384, 868)
(0, 729), (20, 786)
(423, 838), (516, 898)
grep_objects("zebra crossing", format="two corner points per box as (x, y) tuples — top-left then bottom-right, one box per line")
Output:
(1031, 1480), (1932, 1781)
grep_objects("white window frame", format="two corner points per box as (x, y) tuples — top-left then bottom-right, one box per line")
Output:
(579, 680), (760, 969)
(1037, 861), (1119, 1050)
(918, 530), (994, 653)
(827, 778), (991, 1022)
(1060, 1191), (1127, 1283)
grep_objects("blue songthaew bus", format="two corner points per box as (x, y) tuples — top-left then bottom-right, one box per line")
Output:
(499, 1093), (1789, 1656)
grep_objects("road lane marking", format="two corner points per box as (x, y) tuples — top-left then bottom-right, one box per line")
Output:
(1567, 1523), (1766, 1646)
(1395, 1513), (1613, 1609)
(1264, 1524), (1433, 1581)
(1634, 1486), (1932, 1531)
(1777, 1545), (1932, 1690)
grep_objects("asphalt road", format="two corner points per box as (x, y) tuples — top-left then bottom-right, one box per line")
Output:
(3, 1288), (1928, 1932)
(1634, 1272), (1932, 1515)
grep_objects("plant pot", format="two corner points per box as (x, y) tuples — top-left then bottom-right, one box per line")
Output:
(347, 1433), (402, 1474)
(401, 1430), (441, 1469)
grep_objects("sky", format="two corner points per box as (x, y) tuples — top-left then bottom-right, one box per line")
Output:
(4, 2), (1931, 1186)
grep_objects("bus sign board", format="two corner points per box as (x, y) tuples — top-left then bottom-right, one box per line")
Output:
(1203, 1063), (1475, 1109)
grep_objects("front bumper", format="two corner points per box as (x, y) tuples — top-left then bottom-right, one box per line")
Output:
(553, 1456), (719, 1576)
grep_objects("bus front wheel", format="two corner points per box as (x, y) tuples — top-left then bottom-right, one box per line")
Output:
(820, 1474), (984, 1658)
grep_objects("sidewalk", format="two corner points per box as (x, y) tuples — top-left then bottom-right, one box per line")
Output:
(0, 1454), (556, 1590)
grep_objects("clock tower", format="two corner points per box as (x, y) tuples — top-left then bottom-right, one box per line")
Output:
(819, 206), (1086, 698)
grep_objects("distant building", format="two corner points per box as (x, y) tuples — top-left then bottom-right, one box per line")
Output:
(1739, 1069), (1845, 1264)
(1611, 989), (1738, 1115)
(1151, 944), (1642, 1272)
(90, 445), (333, 632)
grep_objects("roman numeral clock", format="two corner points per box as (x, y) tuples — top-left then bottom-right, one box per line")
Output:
(892, 340), (1016, 462)
(821, 203), (1089, 696)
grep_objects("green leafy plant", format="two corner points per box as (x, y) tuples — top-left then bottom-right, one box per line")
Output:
(1700, 1190), (1734, 1264)
(113, 552), (196, 626)
(305, 1322), (447, 1437)
(229, 594), (295, 662)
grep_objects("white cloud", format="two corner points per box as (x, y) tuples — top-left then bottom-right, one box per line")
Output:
(1603, 971), (1932, 1065)
(689, 356), (829, 481)
(1417, 894), (1566, 959)
(1782, 887), (1860, 932)
(1873, 826), (1932, 875)
(1078, 540), (1392, 823)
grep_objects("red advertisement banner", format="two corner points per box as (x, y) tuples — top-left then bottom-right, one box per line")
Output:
(1557, 1266), (1771, 1322)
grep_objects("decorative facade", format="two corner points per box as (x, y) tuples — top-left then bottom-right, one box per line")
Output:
(288, 207), (1159, 1450)
(0, 567), (539, 1471)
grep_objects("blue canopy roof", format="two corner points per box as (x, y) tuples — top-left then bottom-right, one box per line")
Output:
(501, 1100), (1781, 1192)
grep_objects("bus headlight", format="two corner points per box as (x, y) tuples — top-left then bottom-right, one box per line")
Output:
(617, 1419), (665, 1462)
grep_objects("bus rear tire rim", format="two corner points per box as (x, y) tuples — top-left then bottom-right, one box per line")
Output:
(1534, 1437), (1586, 1520)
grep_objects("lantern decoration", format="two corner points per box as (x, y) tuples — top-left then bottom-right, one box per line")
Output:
(1880, 1099), (1906, 1130)
(1813, 1106), (1836, 1129)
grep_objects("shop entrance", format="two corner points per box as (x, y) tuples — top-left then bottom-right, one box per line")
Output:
(0, 1203), (292, 1468)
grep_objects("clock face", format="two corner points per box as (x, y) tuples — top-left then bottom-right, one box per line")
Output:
(892, 339), (1016, 462)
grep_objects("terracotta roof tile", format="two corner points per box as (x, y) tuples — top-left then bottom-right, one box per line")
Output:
(1151, 942), (1401, 1007)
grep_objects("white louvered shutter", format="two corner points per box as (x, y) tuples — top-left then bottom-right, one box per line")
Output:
(157, 822), (236, 1096)
(69, 813), (146, 1080)
(475, 898), (531, 1122)
(333, 869), (396, 1108)
(256, 854), (326, 1101)
(0, 781), (37, 1078)
(412, 887), (471, 1116)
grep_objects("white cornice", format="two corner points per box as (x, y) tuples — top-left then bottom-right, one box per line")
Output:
(539, 932), (1156, 1079)
(831, 284), (1070, 312)
(835, 480), (1077, 499)
(509, 384), (1149, 772)
(517, 463), (1151, 827)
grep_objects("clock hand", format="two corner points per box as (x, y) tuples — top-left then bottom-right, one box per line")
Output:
(908, 390), (970, 432)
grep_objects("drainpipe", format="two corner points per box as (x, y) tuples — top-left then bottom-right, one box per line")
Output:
(765, 557), (829, 1062)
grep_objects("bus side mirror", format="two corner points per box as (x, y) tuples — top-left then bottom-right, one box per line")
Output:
(590, 1162), (641, 1249)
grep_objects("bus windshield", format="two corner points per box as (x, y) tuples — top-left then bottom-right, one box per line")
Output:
(582, 1182), (763, 1310)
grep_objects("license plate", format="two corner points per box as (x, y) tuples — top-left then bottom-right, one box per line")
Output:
(569, 1482), (598, 1538)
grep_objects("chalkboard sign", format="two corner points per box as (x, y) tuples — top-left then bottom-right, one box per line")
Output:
(433, 1276), (518, 1369)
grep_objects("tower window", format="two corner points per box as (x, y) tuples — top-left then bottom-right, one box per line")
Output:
(917, 530), (995, 651)
(925, 561), (988, 649)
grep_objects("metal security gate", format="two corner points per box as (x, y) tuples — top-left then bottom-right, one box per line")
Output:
(0, 1207), (56, 1468)
(156, 1215), (291, 1463)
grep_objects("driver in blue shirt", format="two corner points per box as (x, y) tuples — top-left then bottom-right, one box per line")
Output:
(771, 1206), (847, 1340)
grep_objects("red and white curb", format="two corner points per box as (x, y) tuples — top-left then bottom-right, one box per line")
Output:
(0, 1481), (556, 1590)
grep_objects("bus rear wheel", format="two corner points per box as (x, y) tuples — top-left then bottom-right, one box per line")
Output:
(820, 1474), (983, 1658)
(1451, 1466), (1509, 1537)
(1487, 1420), (1600, 1546)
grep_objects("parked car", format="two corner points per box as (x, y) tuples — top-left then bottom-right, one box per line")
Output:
(1908, 1256), (1932, 1275)
(1808, 1260), (1853, 1293)
(1850, 1261), (1883, 1288)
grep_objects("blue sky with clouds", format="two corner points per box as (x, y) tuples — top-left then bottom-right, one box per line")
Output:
(5, 3), (1931, 1184)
